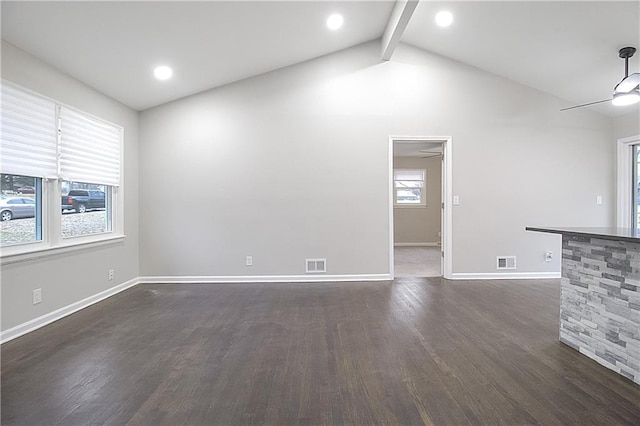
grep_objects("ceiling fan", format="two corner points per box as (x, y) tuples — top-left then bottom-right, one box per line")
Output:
(561, 46), (640, 111)
(418, 149), (442, 159)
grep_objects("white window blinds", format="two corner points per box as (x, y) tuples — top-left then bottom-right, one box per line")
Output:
(59, 106), (121, 186)
(394, 169), (425, 181)
(1, 83), (58, 178)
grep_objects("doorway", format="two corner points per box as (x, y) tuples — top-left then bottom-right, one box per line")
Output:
(389, 136), (452, 279)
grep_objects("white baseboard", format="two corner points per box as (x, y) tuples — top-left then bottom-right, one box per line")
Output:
(394, 242), (440, 247)
(0, 277), (139, 344)
(449, 272), (561, 280)
(138, 274), (393, 284)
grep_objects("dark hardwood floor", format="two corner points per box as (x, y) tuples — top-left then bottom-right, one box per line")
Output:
(2, 278), (639, 425)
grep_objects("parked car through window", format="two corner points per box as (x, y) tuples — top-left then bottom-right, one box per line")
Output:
(0, 197), (35, 221)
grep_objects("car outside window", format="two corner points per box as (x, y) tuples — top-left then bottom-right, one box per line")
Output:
(0, 174), (42, 246)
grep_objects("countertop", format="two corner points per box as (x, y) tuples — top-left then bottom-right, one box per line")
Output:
(525, 227), (640, 243)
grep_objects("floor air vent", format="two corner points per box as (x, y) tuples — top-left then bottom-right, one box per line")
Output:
(306, 258), (326, 273)
(497, 256), (516, 270)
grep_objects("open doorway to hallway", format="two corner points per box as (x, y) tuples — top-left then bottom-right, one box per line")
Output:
(391, 138), (447, 278)
(394, 246), (442, 277)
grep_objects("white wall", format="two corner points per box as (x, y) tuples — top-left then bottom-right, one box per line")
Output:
(614, 108), (640, 140)
(0, 41), (139, 331)
(393, 156), (441, 244)
(139, 41), (613, 279)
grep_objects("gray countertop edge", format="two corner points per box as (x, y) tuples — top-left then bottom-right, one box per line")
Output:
(525, 227), (640, 244)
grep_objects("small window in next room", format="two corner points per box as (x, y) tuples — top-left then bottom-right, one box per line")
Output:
(394, 169), (426, 206)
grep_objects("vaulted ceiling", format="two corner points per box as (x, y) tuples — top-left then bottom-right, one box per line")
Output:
(2, 1), (639, 116)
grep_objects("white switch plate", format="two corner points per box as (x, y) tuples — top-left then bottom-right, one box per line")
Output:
(246, 256), (253, 266)
(33, 288), (42, 305)
(596, 195), (602, 205)
(453, 195), (460, 205)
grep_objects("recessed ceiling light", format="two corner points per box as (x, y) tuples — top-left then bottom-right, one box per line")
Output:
(154, 65), (173, 81)
(327, 14), (344, 30)
(435, 11), (453, 27)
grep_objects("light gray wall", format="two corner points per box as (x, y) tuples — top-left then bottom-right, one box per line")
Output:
(613, 108), (640, 140)
(139, 41), (613, 278)
(0, 41), (139, 331)
(393, 156), (441, 244)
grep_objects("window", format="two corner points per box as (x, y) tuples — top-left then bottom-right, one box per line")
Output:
(616, 135), (640, 230)
(58, 105), (119, 239)
(61, 182), (112, 238)
(0, 80), (122, 254)
(394, 169), (426, 206)
(0, 174), (42, 246)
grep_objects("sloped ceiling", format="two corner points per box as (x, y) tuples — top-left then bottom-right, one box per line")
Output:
(403, 1), (640, 117)
(1, 1), (394, 110)
(2, 1), (639, 116)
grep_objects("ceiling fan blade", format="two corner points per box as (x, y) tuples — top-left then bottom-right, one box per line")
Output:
(560, 99), (611, 111)
(614, 73), (640, 93)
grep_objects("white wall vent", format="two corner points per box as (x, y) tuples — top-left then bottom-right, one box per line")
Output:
(306, 258), (327, 273)
(497, 256), (517, 270)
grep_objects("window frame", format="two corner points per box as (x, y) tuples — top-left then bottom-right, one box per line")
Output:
(634, 145), (639, 233)
(393, 168), (427, 208)
(616, 135), (640, 229)
(0, 81), (124, 264)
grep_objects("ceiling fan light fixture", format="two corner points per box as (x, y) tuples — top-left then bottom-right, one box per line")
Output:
(562, 46), (638, 111)
(612, 90), (640, 106)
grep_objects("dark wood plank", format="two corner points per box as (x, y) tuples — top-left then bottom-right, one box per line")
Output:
(2, 278), (639, 425)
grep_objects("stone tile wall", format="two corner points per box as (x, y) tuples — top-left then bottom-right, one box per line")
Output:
(561, 234), (640, 386)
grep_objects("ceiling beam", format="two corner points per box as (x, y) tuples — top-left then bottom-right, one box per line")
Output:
(380, 0), (419, 61)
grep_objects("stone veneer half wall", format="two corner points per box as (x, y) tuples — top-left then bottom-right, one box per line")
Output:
(561, 234), (640, 385)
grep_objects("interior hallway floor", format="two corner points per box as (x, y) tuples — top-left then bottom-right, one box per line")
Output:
(394, 246), (441, 277)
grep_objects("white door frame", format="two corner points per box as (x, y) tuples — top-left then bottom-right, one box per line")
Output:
(389, 136), (453, 279)
(616, 134), (640, 227)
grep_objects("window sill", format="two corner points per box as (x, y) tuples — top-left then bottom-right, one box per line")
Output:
(394, 204), (428, 209)
(0, 234), (126, 266)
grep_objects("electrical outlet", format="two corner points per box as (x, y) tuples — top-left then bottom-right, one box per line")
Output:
(33, 288), (42, 305)
(108, 269), (114, 280)
(545, 251), (553, 262)
(246, 256), (253, 266)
